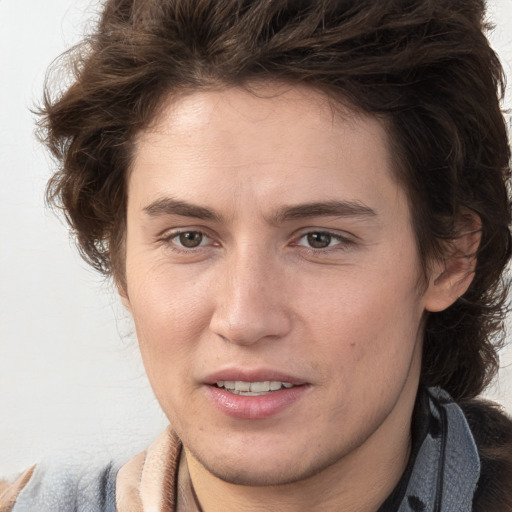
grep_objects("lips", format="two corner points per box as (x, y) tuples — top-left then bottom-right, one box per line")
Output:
(203, 369), (309, 419)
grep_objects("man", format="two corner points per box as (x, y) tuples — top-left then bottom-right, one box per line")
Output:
(1, 0), (511, 510)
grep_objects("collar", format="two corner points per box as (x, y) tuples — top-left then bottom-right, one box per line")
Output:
(379, 387), (480, 512)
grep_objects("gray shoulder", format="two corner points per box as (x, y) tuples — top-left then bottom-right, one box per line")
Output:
(11, 455), (123, 512)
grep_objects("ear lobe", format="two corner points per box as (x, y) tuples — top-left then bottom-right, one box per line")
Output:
(424, 211), (481, 313)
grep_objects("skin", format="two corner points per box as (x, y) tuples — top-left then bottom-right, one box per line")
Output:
(123, 84), (474, 511)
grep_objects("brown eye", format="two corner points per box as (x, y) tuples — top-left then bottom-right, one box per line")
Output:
(307, 232), (332, 249)
(178, 231), (204, 248)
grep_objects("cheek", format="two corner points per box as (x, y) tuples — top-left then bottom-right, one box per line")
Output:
(126, 263), (212, 376)
(129, 258), (209, 324)
(305, 270), (421, 332)
(298, 259), (424, 372)
(128, 279), (210, 421)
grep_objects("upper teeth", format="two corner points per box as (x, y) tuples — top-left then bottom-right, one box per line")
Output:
(216, 381), (294, 393)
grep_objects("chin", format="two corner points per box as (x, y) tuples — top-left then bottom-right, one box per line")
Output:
(196, 457), (320, 487)
(187, 437), (349, 487)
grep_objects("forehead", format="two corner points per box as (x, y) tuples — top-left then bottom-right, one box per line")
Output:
(129, 84), (406, 220)
(138, 84), (385, 153)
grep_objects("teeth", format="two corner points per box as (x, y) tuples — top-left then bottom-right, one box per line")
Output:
(250, 381), (270, 392)
(215, 380), (295, 393)
(237, 381), (251, 392)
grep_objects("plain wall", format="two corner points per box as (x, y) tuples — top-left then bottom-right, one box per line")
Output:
(1, 0), (511, 476)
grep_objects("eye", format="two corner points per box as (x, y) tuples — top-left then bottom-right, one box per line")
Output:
(170, 231), (211, 249)
(304, 232), (334, 249)
(296, 231), (350, 250)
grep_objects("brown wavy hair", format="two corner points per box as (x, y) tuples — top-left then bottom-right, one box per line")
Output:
(39, 0), (511, 401)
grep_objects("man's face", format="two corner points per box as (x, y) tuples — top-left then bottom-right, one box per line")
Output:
(124, 85), (438, 486)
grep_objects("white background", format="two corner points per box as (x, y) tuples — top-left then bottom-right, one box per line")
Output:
(1, 0), (511, 477)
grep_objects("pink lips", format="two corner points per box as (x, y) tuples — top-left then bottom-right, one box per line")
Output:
(203, 370), (309, 420)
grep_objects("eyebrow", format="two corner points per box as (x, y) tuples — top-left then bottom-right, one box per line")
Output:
(143, 197), (377, 223)
(269, 200), (378, 224)
(144, 198), (222, 222)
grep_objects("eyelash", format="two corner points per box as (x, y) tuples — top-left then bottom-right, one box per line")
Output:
(293, 231), (355, 252)
(159, 229), (355, 254)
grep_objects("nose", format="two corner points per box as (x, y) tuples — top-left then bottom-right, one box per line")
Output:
(209, 246), (292, 346)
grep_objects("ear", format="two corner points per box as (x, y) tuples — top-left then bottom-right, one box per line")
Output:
(424, 211), (481, 312)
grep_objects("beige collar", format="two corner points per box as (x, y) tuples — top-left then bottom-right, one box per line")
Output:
(116, 427), (201, 512)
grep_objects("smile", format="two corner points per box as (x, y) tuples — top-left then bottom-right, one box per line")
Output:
(216, 380), (295, 396)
